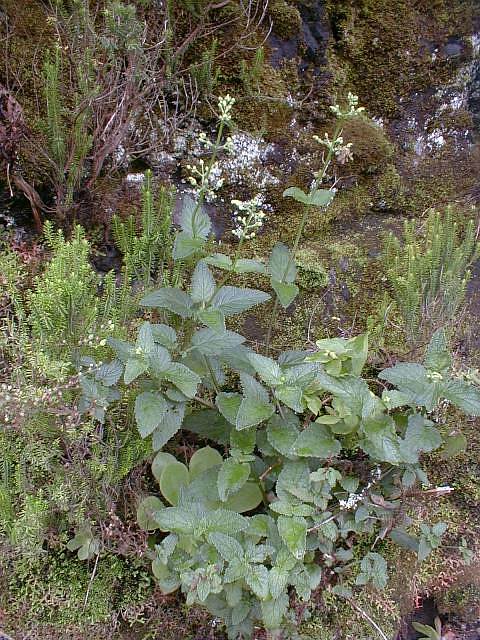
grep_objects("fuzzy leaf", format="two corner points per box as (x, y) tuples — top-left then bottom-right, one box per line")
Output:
(197, 308), (225, 331)
(151, 323), (178, 349)
(266, 412), (300, 457)
(271, 280), (299, 308)
(137, 496), (164, 531)
(293, 423), (341, 458)
(189, 446), (223, 479)
(191, 328), (245, 356)
(424, 329), (451, 372)
(216, 393), (243, 425)
(190, 260), (216, 304)
(245, 564), (270, 600)
(211, 286), (270, 316)
(151, 403), (186, 451)
(236, 396), (275, 430)
(183, 409), (233, 445)
(135, 391), (168, 438)
(178, 195), (212, 239)
(218, 459), (250, 501)
(248, 353), (282, 385)
(268, 242), (297, 283)
(207, 532), (244, 561)
(124, 358), (147, 384)
(140, 287), (193, 318)
(204, 253), (233, 270)
(443, 380), (480, 416)
(234, 258), (266, 274)
(224, 482), (263, 513)
(278, 515), (307, 559)
(163, 363), (201, 398)
(261, 593), (289, 629)
(159, 461), (190, 505)
(152, 452), (177, 483)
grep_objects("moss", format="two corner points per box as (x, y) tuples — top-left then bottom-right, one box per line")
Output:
(296, 247), (329, 290)
(341, 116), (394, 175)
(375, 164), (406, 212)
(267, 0), (302, 40)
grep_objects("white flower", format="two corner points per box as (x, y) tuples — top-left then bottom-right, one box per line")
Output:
(231, 195), (267, 241)
(218, 94), (235, 124)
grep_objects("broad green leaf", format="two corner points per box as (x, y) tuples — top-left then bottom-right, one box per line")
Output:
(152, 560), (180, 594)
(278, 515), (307, 559)
(204, 253), (233, 270)
(191, 328), (245, 356)
(283, 186), (309, 204)
(399, 414), (441, 463)
(389, 527), (419, 552)
(189, 446), (223, 479)
(231, 600), (251, 625)
(293, 423), (341, 458)
(151, 403), (186, 450)
(207, 532), (244, 561)
(152, 452), (177, 482)
(147, 344), (172, 377)
(224, 558), (248, 583)
(356, 552), (388, 589)
(360, 415), (401, 463)
(135, 391), (167, 438)
(245, 564), (270, 600)
(268, 242), (297, 283)
(277, 461), (313, 502)
(425, 329), (451, 372)
(224, 481), (263, 513)
(154, 506), (198, 534)
(268, 567), (289, 599)
(216, 392), (243, 425)
(159, 461), (190, 505)
(136, 321), (155, 352)
(140, 287), (193, 318)
(261, 593), (289, 629)
(95, 360), (123, 386)
(211, 286), (270, 316)
(230, 428), (256, 454)
(173, 233), (205, 259)
(308, 188), (335, 207)
(218, 459), (250, 501)
(236, 396), (275, 430)
(164, 362), (201, 398)
(137, 496), (164, 531)
(183, 409), (233, 445)
(124, 357), (147, 384)
(178, 195), (212, 238)
(248, 353), (282, 385)
(271, 280), (299, 308)
(267, 412), (300, 457)
(443, 380), (480, 416)
(234, 258), (266, 274)
(190, 260), (216, 304)
(197, 307), (225, 331)
(379, 363), (440, 410)
(196, 509), (248, 536)
(275, 385), (303, 412)
(107, 337), (134, 362)
(151, 323), (177, 349)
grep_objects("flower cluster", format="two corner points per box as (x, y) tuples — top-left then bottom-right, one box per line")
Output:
(330, 92), (365, 119)
(198, 131), (234, 154)
(313, 132), (353, 165)
(338, 466), (382, 510)
(186, 159), (224, 201)
(231, 195), (266, 240)
(218, 94), (235, 125)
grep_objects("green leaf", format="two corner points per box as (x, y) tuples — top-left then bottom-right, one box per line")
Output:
(140, 287), (193, 318)
(137, 496), (164, 531)
(94, 360), (123, 386)
(308, 188), (335, 207)
(230, 428), (256, 454)
(360, 415), (401, 463)
(248, 353), (282, 385)
(268, 567), (289, 599)
(197, 308), (225, 331)
(399, 414), (442, 463)
(216, 392), (243, 425)
(245, 564), (270, 600)
(278, 515), (307, 559)
(425, 329), (451, 372)
(164, 362), (201, 398)
(224, 481), (263, 513)
(234, 258), (267, 274)
(261, 593), (289, 629)
(211, 286), (270, 316)
(154, 506), (197, 534)
(267, 412), (300, 457)
(151, 323), (178, 349)
(218, 459), (250, 501)
(135, 391), (168, 438)
(204, 253), (233, 270)
(178, 195), (212, 239)
(443, 380), (480, 416)
(236, 396), (275, 430)
(191, 260), (216, 304)
(356, 552), (388, 589)
(277, 461), (313, 502)
(136, 322), (155, 352)
(152, 560), (180, 594)
(124, 358), (147, 384)
(159, 462), (190, 505)
(152, 452), (177, 483)
(183, 409), (233, 445)
(196, 509), (248, 536)
(147, 345), (172, 377)
(283, 186), (309, 204)
(191, 328), (245, 356)
(107, 338), (134, 362)
(207, 532), (244, 561)
(389, 528), (419, 552)
(271, 280), (299, 309)
(379, 363), (440, 411)
(293, 423), (341, 458)
(151, 403), (186, 451)
(173, 233), (205, 259)
(268, 242), (297, 283)
(190, 446), (223, 479)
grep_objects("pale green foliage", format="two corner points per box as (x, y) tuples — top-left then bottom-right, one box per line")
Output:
(385, 207), (479, 340)
(75, 100), (480, 637)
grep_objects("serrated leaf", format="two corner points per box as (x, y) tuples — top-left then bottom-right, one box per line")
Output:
(152, 559), (180, 594)
(425, 329), (451, 372)
(271, 280), (299, 308)
(293, 423), (341, 458)
(268, 242), (297, 283)
(208, 532), (244, 561)
(443, 380), (480, 416)
(278, 515), (307, 559)
(218, 459), (250, 501)
(190, 446), (223, 479)
(173, 233), (205, 259)
(164, 362), (201, 398)
(191, 260), (216, 304)
(140, 287), (193, 318)
(389, 528), (419, 552)
(216, 392), (243, 425)
(151, 323), (178, 349)
(197, 307), (225, 331)
(360, 415), (401, 463)
(211, 286), (270, 316)
(183, 409), (233, 444)
(178, 195), (212, 238)
(124, 357), (147, 384)
(268, 567), (289, 599)
(154, 506), (197, 534)
(137, 496), (164, 531)
(245, 564), (270, 600)
(204, 253), (233, 270)
(159, 462), (190, 505)
(107, 337), (134, 362)
(248, 353), (282, 385)
(191, 328), (245, 356)
(441, 433), (467, 459)
(234, 258), (266, 274)
(236, 396), (275, 430)
(135, 391), (168, 438)
(399, 414), (442, 463)
(95, 360), (123, 386)
(261, 593), (289, 629)
(151, 403), (186, 450)
(196, 509), (248, 536)
(277, 461), (313, 502)
(147, 344), (172, 377)
(267, 412), (300, 457)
